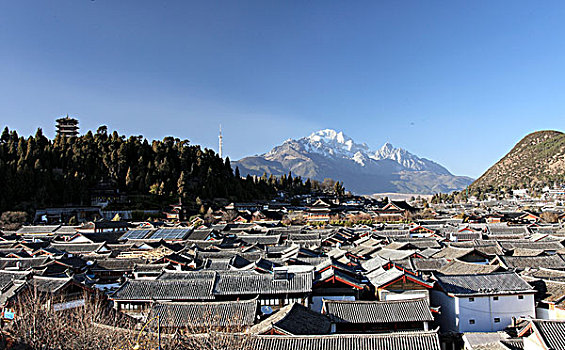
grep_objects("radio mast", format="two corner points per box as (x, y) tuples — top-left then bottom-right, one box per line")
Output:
(218, 124), (223, 159)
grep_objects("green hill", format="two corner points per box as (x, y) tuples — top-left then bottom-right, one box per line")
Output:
(0, 126), (313, 213)
(472, 130), (565, 190)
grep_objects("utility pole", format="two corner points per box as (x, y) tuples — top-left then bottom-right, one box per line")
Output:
(218, 124), (223, 159)
(157, 314), (161, 350)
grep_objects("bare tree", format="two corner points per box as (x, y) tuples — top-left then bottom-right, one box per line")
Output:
(3, 291), (251, 350)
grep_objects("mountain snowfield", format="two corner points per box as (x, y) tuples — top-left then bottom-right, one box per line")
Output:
(234, 129), (473, 195)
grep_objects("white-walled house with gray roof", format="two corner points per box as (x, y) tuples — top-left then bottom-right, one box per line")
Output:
(431, 272), (536, 333)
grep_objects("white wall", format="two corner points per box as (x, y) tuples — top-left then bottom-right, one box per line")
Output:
(432, 291), (535, 333)
(381, 289), (429, 302)
(457, 294), (534, 333)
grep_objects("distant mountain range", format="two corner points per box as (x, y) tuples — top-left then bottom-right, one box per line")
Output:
(234, 129), (473, 195)
(472, 130), (565, 189)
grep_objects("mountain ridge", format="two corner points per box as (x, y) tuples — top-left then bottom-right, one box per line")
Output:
(234, 129), (473, 195)
(472, 130), (565, 189)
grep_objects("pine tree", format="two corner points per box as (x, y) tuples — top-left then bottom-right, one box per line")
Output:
(177, 171), (187, 197)
(125, 167), (134, 190)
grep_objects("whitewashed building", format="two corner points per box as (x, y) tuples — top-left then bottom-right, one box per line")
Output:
(431, 272), (536, 333)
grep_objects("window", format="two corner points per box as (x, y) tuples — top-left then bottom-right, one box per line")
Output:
(518, 295), (524, 300)
(493, 296), (499, 301)
(494, 318), (501, 323)
(469, 297), (475, 302)
(469, 319), (475, 325)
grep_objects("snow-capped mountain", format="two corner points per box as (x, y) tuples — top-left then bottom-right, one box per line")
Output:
(234, 129), (473, 194)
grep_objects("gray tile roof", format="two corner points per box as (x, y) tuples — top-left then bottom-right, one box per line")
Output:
(497, 255), (565, 271)
(531, 319), (565, 350)
(248, 331), (441, 350)
(49, 242), (107, 254)
(323, 298), (433, 324)
(29, 276), (74, 293)
(0, 257), (49, 270)
(438, 260), (502, 275)
(249, 302), (331, 335)
(374, 248), (418, 261)
(410, 258), (449, 272)
(152, 299), (257, 328)
(365, 267), (404, 288)
(213, 271), (313, 295)
(0, 270), (30, 290)
(499, 240), (564, 251)
(434, 272), (535, 296)
(16, 225), (61, 234)
(111, 274), (216, 301)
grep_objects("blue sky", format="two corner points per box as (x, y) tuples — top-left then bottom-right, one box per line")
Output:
(1, 1), (564, 178)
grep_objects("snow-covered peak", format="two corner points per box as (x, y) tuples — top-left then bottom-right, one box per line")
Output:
(265, 128), (451, 174)
(371, 142), (449, 174)
(307, 129), (351, 146)
(301, 129), (369, 158)
(373, 142), (408, 161)
(379, 142), (395, 154)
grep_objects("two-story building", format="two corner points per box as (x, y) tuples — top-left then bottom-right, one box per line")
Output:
(431, 272), (536, 333)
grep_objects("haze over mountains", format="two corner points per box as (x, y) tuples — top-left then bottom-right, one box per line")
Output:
(234, 129), (473, 195)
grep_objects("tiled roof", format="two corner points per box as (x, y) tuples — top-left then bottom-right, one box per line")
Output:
(374, 248), (418, 261)
(409, 258), (449, 272)
(462, 332), (511, 350)
(497, 255), (565, 270)
(91, 258), (144, 271)
(365, 267), (433, 289)
(49, 242), (106, 254)
(359, 255), (389, 273)
(202, 258), (232, 270)
(373, 230), (410, 238)
(248, 331), (441, 350)
(16, 225), (61, 234)
(431, 246), (478, 259)
(365, 267), (404, 288)
(438, 260), (502, 275)
(111, 274), (215, 300)
(0, 257), (49, 270)
(238, 235), (281, 245)
(531, 319), (565, 350)
(0, 270), (30, 289)
(249, 302), (331, 335)
(434, 272), (534, 296)
(315, 268), (365, 290)
(323, 298), (433, 324)
(29, 276), (74, 293)
(511, 248), (545, 257)
(213, 271), (313, 295)
(499, 240), (564, 251)
(520, 268), (565, 281)
(152, 299), (257, 328)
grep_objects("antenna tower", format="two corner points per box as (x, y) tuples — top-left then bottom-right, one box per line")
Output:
(218, 124), (223, 159)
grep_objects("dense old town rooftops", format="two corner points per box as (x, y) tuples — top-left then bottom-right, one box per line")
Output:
(2, 197), (565, 348)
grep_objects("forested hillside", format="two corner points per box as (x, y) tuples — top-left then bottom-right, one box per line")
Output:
(0, 126), (319, 213)
(472, 130), (565, 190)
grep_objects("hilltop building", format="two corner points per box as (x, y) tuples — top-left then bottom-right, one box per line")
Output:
(55, 116), (79, 138)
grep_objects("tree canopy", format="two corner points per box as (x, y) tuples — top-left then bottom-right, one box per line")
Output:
(0, 126), (325, 213)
